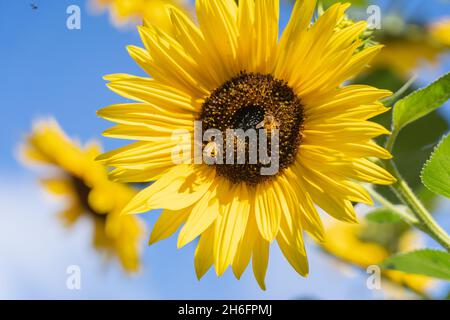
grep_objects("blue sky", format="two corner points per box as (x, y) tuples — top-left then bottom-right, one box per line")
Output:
(1, 0), (449, 299)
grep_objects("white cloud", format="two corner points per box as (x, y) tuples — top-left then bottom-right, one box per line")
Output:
(0, 175), (155, 299)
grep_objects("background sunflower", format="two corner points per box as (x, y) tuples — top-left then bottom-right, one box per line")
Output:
(90, 0), (192, 32)
(21, 119), (144, 273)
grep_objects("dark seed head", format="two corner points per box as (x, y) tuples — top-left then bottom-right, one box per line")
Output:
(200, 72), (304, 185)
(71, 175), (107, 220)
(232, 106), (266, 131)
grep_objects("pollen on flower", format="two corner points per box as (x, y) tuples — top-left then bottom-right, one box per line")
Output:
(200, 72), (305, 185)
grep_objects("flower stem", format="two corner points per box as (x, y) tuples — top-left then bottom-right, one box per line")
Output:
(381, 74), (417, 107)
(385, 160), (450, 251)
(385, 129), (398, 154)
(366, 185), (422, 229)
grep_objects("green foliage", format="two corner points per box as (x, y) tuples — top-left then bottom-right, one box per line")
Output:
(358, 69), (449, 205)
(421, 135), (450, 198)
(393, 72), (450, 133)
(366, 208), (404, 223)
(359, 221), (409, 254)
(394, 112), (449, 191)
(381, 249), (450, 280)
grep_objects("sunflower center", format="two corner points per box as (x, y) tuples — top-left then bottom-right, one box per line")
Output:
(232, 106), (266, 131)
(200, 72), (304, 185)
(71, 176), (106, 221)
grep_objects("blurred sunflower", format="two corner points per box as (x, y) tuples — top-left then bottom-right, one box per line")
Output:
(430, 18), (450, 46)
(93, 0), (192, 32)
(372, 17), (450, 77)
(22, 119), (144, 273)
(98, 0), (396, 289)
(322, 221), (433, 298)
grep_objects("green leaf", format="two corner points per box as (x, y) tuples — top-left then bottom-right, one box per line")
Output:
(393, 72), (450, 133)
(381, 249), (450, 280)
(421, 134), (450, 198)
(360, 69), (449, 204)
(392, 111), (449, 193)
(366, 208), (404, 223)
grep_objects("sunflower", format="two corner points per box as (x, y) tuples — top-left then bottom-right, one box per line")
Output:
(373, 41), (442, 77)
(22, 119), (144, 273)
(430, 18), (450, 46)
(98, 0), (396, 289)
(93, 0), (191, 32)
(322, 221), (433, 297)
(372, 18), (450, 77)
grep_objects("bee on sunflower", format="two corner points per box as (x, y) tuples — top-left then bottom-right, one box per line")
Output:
(22, 119), (144, 273)
(97, 0), (396, 289)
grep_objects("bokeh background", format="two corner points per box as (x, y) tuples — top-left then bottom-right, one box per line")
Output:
(1, 0), (449, 299)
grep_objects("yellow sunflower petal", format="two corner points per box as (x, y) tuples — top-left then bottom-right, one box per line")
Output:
(196, 0), (238, 79)
(123, 165), (215, 214)
(232, 208), (257, 279)
(253, 0), (279, 73)
(214, 182), (251, 276)
(169, 5), (224, 88)
(177, 183), (220, 248)
(275, 0), (316, 78)
(348, 158), (397, 185)
(286, 170), (325, 242)
(109, 167), (169, 183)
(252, 234), (270, 291)
(275, 176), (309, 276)
(276, 213), (308, 277)
(254, 182), (281, 242)
(96, 141), (178, 170)
(137, 25), (211, 97)
(194, 224), (215, 279)
(300, 172), (359, 224)
(149, 208), (190, 245)
(106, 76), (198, 113)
